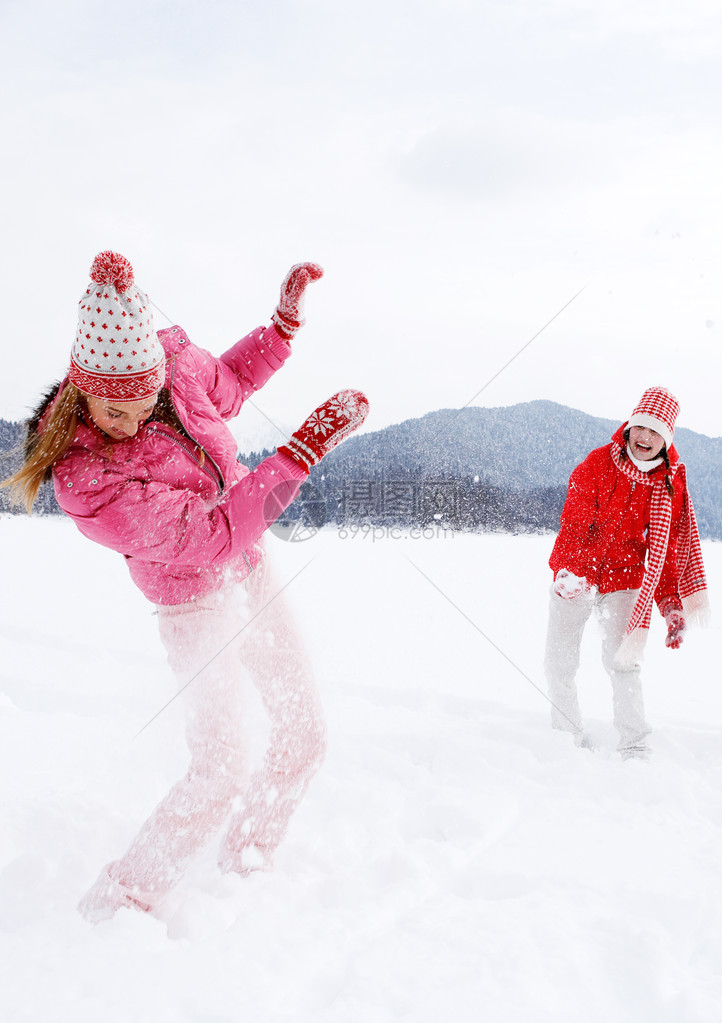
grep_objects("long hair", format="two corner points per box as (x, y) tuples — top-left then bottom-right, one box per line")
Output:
(2, 380), (200, 513)
(1, 381), (81, 513)
(621, 427), (675, 497)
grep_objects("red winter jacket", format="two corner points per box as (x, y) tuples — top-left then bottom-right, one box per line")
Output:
(549, 426), (686, 606)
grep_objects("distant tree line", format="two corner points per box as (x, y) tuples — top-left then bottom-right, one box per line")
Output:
(0, 419), (60, 516)
(244, 450), (567, 535)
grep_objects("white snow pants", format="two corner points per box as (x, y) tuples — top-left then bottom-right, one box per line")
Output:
(82, 555), (326, 916)
(543, 587), (651, 751)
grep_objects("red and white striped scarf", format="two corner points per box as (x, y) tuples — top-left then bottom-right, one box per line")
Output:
(611, 439), (709, 665)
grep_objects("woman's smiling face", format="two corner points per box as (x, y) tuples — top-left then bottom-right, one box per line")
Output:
(628, 425), (665, 461)
(84, 393), (158, 441)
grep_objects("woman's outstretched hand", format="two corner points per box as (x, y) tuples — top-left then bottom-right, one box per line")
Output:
(272, 262), (324, 340)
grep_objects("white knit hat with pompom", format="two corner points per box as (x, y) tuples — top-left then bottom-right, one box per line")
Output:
(68, 251), (165, 400)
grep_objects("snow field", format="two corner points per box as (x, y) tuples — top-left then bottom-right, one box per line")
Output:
(1, 517), (721, 1022)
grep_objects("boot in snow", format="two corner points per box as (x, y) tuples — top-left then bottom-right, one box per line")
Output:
(620, 744), (651, 762)
(77, 865), (152, 924)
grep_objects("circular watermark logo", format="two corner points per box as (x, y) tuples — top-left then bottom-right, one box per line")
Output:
(265, 480), (328, 543)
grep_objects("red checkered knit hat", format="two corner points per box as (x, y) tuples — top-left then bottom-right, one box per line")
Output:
(68, 251), (165, 401)
(627, 386), (679, 450)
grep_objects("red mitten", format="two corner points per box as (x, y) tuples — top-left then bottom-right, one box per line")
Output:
(272, 262), (324, 340)
(278, 390), (369, 472)
(663, 605), (686, 649)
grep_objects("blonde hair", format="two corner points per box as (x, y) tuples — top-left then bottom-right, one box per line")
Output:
(3, 381), (203, 514)
(1, 382), (81, 514)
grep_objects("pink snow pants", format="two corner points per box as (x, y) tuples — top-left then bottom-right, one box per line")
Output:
(84, 555), (326, 914)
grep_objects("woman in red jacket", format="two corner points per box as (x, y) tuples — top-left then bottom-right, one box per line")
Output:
(544, 387), (708, 759)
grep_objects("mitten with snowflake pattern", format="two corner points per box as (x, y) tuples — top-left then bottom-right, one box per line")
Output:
(278, 390), (369, 473)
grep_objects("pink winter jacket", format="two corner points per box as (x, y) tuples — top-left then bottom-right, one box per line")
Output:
(53, 324), (306, 605)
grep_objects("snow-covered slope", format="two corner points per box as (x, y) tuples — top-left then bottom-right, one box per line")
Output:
(1, 518), (720, 1022)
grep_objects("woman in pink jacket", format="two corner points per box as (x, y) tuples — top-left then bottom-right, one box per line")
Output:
(544, 386), (708, 759)
(5, 251), (369, 921)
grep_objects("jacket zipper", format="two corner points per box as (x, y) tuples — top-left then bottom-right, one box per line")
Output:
(148, 358), (226, 495)
(157, 357), (255, 574)
(145, 423), (222, 491)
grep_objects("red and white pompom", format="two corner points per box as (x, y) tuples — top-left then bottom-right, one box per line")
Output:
(89, 250), (135, 293)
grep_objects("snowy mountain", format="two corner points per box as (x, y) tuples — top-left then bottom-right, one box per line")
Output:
(314, 400), (722, 538)
(324, 398), (719, 492)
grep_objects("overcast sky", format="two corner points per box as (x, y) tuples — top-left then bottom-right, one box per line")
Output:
(2, 0), (722, 443)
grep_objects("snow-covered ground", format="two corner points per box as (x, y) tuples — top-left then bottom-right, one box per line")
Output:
(1, 517), (721, 1023)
